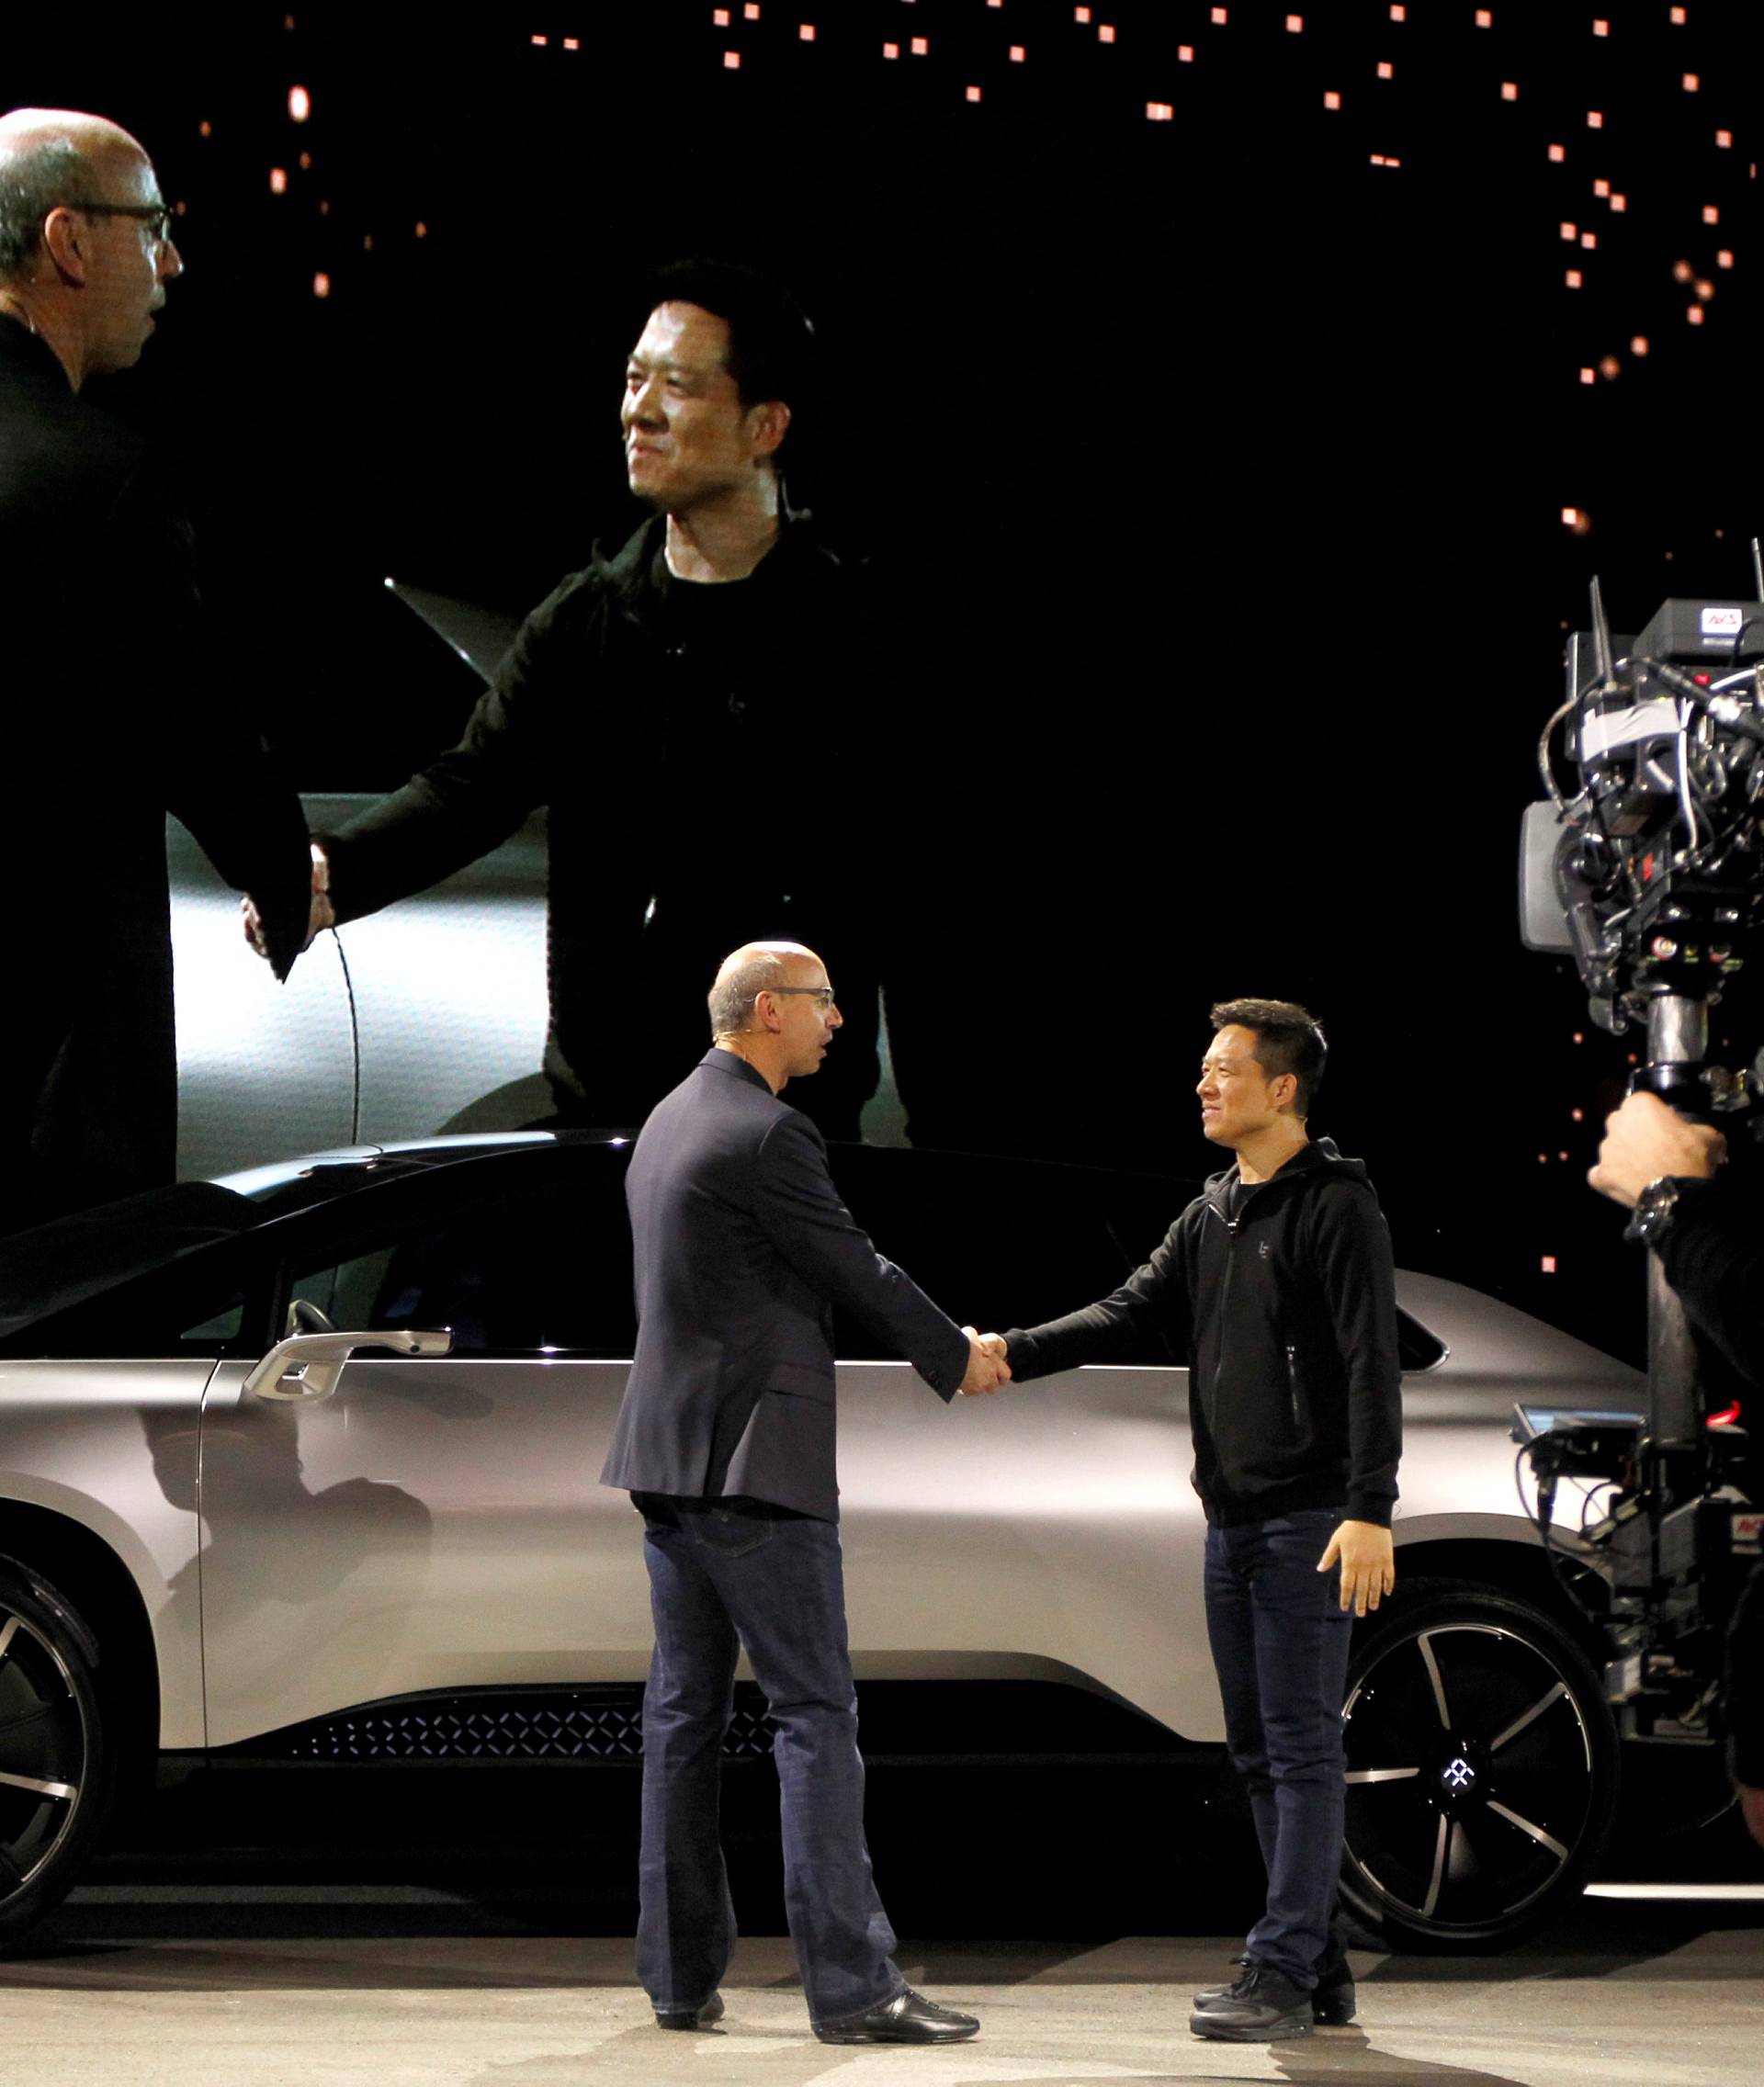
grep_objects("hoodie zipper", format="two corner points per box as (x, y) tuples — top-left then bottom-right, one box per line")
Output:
(1285, 1344), (1302, 1431)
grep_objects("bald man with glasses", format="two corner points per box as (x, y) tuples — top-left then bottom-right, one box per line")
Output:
(0, 107), (310, 1227)
(601, 941), (1002, 2046)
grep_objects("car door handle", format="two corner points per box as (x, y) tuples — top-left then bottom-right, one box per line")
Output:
(243, 1327), (454, 1404)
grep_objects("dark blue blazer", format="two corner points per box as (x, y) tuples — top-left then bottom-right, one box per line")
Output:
(599, 1048), (969, 1518)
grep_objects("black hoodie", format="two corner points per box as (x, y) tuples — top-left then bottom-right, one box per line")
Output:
(1003, 1139), (1402, 1528)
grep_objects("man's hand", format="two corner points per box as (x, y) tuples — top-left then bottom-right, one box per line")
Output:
(1740, 1781), (1764, 1851)
(958, 1328), (1011, 1395)
(243, 840), (335, 961)
(1588, 1090), (1725, 1210)
(1318, 1518), (1395, 1618)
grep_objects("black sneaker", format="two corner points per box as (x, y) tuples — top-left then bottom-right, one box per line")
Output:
(1195, 1953), (1354, 2025)
(1189, 1960), (1313, 2042)
(654, 1991), (725, 2031)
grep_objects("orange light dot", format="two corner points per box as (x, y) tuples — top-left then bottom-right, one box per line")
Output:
(562, 34), (579, 48)
(1011, 44), (1024, 61)
(1579, 367), (1596, 383)
(1703, 204), (1720, 223)
(1075, 4), (1091, 18)
(1548, 142), (1566, 162)
(1587, 110), (1604, 129)
(1562, 506), (1580, 525)
(883, 41), (898, 58)
(1673, 258), (1694, 281)
(317, 198), (328, 215)
(1670, 5), (1686, 18)
(1593, 16), (1608, 31)
(1286, 12), (1303, 29)
(1212, 4), (1227, 17)
(198, 120), (212, 138)
(1566, 268), (1583, 287)
(1324, 89), (1340, 108)
(1179, 44), (1194, 62)
(1718, 249), (1734, 268)
(1611, 193), (1627, 210)
(1099, 23), (1115, 41)
(1716, 130), (1733, 148)
(911, 35), (927, 53)
(1581, 231), (1597, 248)
(1593, 178), (1610, 197)
(362, 234), (373, 252)
(713, 6), (729, 20)
(1538, 1154), (1549, 1166)
(1147, 100), (1174, 119)
(1476, 7), (1492, 24)
(799, 23), (814, 40)
(966, 84), (981, 101)
(1696, 278), (1714, 299)
(1631, 334), (1649, 355)
(269, 166), (288, 194)
(1682, 73), (1700, 91)
(1390, 3), (1406, 17)
(414, 220), (427, 238)
(744, 2), (759, 16)
(298, 151), (311, 169)
(1500, 81), (1518, 100)
(1689, 305), (1705, 324)
(311, 272), (330, 299)
(1542, 1256), (1557, 1273)
(1573, 1032), (1585, 1044)
(723, 49), (741, 67)
(530, 33), (547, 45)
(1560, 220), (1577, 239)
(1571, 1107), (1587, 1121)
(1598, 355), (1620, 378)
(1377, 60), (1394, 78)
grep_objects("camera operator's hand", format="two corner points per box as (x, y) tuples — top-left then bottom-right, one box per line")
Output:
(1588, 1091), (1725, 1209)
(1739, 1780), (1764, 1849)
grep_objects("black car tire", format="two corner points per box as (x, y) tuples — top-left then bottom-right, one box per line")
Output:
(1338, 1577), (1619, 1950)
(0, 1560), (113, 1942)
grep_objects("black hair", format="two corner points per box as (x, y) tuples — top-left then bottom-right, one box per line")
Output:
(642, 257), (815, 460)
(1209, 998), (1329, 1118)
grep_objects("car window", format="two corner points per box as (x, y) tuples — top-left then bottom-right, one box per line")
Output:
(287, 1183), (636, 1358)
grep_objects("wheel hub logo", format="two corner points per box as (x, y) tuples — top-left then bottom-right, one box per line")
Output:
(1442, 1757), (1476, 1791)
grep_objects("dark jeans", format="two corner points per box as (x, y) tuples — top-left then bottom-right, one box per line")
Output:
(1204, 1507), (1353, 1989)
(634, 1495), (903, 2025)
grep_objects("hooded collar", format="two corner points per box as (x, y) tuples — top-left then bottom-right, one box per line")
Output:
(1203, 1135), (1370, 1215)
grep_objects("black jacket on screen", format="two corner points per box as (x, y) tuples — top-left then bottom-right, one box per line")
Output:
(0, 314), (309, 1219)
(600, 1047), (969, 1520)
(1002, 1138), (1403, 1529)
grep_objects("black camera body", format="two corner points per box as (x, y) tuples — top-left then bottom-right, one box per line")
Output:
(1520, 580), (1761, 1746)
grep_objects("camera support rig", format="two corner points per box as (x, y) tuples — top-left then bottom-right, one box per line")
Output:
(1521, 557), (1763, 1742)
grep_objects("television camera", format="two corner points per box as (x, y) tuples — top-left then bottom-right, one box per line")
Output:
(1520, 555), (1762, 1753)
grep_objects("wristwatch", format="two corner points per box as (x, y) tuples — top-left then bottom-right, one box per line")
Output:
(1626, 1174), (1713, 1248)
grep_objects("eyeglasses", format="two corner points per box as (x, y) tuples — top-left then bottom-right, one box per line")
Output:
(69, 201), (176, 244)
(764, 986), (837, 1010)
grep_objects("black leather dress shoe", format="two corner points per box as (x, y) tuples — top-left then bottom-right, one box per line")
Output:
(1193, 1954), (1355, 2025)
(814, 1985), (979, 2045)
(654, 1991), (726, 2031)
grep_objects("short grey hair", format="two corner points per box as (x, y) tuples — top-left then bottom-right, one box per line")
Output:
(0, 134), (85, 276)
(708, 949), (791, 1038)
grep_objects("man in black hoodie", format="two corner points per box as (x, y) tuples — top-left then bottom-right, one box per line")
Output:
(978, 998), (1401, 2044)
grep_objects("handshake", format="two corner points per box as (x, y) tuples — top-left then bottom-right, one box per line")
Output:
(957, 1329), (1012, 1396)
(242, 840), (336, 962)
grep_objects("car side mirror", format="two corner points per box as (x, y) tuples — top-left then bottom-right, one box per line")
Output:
(243, 1326), (454, 1403)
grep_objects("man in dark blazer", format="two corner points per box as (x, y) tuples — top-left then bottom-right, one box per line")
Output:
(0, 107), (310, 1228)
(601, 940), (1004, 2043)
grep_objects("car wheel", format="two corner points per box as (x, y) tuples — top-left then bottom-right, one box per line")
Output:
(1339, 1578), (1619, 1949)
(0, 1561), (112, 1941)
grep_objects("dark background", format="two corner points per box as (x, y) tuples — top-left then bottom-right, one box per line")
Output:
(9, 1), (1761, 1358)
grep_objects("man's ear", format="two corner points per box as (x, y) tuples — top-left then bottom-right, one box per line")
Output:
(1272, 1071), (1300, 1113)
(748, 398), (790, 462)
(40, 206), (90, 286)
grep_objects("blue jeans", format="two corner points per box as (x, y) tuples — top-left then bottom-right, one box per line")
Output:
(634, 1495), (904, 2026)
(1204, 1508), (1353, 1989)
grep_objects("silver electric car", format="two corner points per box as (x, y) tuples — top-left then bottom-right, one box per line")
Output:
(0, 1133), (1645, 1949)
